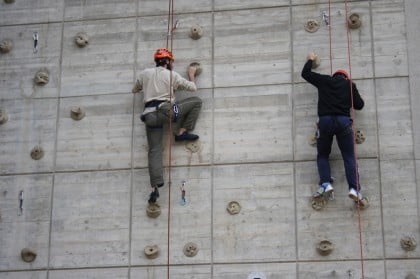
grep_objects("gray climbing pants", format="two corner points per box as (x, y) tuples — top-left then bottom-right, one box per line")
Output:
(143, 96), (202, 186)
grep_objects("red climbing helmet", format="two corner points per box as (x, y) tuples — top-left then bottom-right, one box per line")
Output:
(154, 48), (174, 61)
(333, 69), (350, 79)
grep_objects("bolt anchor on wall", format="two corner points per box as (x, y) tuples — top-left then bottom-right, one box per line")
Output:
(33, 32), (39, 53)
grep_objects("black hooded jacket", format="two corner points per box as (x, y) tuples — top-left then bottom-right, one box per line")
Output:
(301, 60), (364, 117)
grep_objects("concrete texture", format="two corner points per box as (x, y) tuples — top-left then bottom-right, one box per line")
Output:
(1, 0), (420, 278)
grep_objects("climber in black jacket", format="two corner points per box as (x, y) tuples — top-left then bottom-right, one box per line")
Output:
(301, 52), (365, 202)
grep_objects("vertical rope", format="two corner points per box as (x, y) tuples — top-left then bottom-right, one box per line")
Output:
(166, 1), (175, 278)
(328, 0), (333, 75)
(344, 1), (365, 278)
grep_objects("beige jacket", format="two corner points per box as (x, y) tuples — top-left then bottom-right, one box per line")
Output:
(134, 66), (197, 104)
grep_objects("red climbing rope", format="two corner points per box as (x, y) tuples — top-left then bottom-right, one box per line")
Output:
(166, 0), (175, 278)
(328, 0), (333, 75)
(343, 0), (365, 278)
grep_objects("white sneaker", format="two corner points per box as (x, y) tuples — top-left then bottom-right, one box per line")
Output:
(348, 188), (362, 201)
(313, 183), (334, 198)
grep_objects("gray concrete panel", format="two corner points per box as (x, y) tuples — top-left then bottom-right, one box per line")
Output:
(386, 260), (420, 279)
(133, 89), (213, 168)
(131, 167), (211, 265)
(214, 8), (291, 87)
(292, 2), (373, 82)
(381, 160), (420, 258)
(61, 19), (135, 97)
(293, 79), (378, 161)
(56, 94), (133, 171)
(50, 171), (130, 268)
(296, 159), (384, 260)
(405, 0), (420, 160)
(298, 260), (385, 278)
(131, 265), (211, 279)
(376, 77), (414, 160)
(0, 98), (57, 174)
(213, 263), (296, 278)
(64, 0), (136, 21)
(0, 24), (61, 100)
(214, 85), (292, 164)
(138, 0), (212, 16)
(0, 0), (64, 25)
(292, 0), (360, 5)
(214, 0), (289, 11)
(372, 0), (408, 78)
(49, 268), (128, 279)
(136, 13), (213, 89)
(213, 163), (295, 263)
(0, 271), (47, 279)
(0, 174), (52, 270)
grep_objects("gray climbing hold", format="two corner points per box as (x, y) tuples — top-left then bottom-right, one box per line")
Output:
(30, 145), (44, 160)
(0, 40), (13, 54)
(305, 19), (320, 33)
(311, 196), (326, 211)
(146, 203), (161, 218)
(0, 109), (8, 125)
(406, 274), (417, 279)
(189, 62), (202, 77)
(21, 248), (37, 263)
(355, 130), (365, 144)
(144, 245), (159, 259)
(186, 141), (200, 153)
(348, 13), (361, 29)
(70, 106), (85, 121)
(356, 196), (370, 210)
(316, 240), (333, 256)
(401, 236), (417, 251)
(227, 201), (241, 215)
(308, 132), (317, 147)
(75, 32), (89, 48)
(34, 69), (49, 86)
(183, 242), (199, 257)
(189, 24), (203, 40)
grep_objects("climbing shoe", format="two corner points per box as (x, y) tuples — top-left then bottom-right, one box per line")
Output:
(313, 182), (334, 200)
(148, 186), (160, 204)
(175, 132), (199, 142)
(348, 188), (363, 202)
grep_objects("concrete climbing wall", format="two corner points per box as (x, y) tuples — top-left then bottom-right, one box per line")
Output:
(0, 0), (419, 278)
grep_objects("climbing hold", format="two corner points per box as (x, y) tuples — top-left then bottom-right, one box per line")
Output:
(304, 19), (320, 33)
(400, 236), (417, 251)
(0, 109), (8, 125)
(30, 145), (44, 160)
(312, 55), (321, 69)
(74, 32), (89, 48)
(226, 201), (241, 215)
(348, 13), (361, 29)
(21, 248), (37, 263)
(185, 141), (200, 153)
(183, 242), (199, 257)
(146, 203), (161, 218)
(189, 24), (203, 40)
(406, 274), (417, 279)
(33, 69), (49, 86)
(354, 130), (365, 144)
(308, 132), (317, 147)
(144, 245), (159, 259)
(0, 39), (13, 54)
(70, 106), (85, 121)
(316, 240), (333, 256)
(311, 196), (326, 211)
(188, 62), (202, 77)
(356, 197), (370, 210)
(4, 0), (15, 3)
